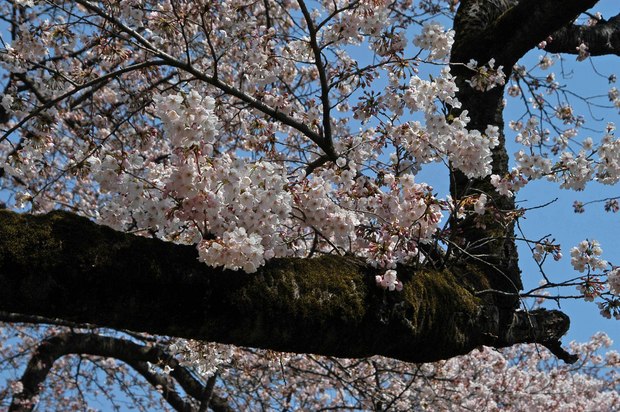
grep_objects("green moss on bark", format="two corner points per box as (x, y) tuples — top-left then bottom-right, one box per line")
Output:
(0, 210), (570, 363)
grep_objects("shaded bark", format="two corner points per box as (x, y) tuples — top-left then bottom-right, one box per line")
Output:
(448, 0), (602, 320)
(451, 0), (599, 70)
(0, 210), (573, 364)
(545, 13), (620, 56)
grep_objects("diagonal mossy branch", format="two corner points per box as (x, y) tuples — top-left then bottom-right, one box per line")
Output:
(0, 210), (574, 363)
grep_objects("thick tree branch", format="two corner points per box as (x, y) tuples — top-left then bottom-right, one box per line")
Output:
(0, 210), (575, 363)
(452, 0), (599, 68)
(545, 13), (620, 56)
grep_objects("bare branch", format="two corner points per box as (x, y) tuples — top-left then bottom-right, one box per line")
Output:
(9, 332), (194, 412)
(0, 60), (169, 144)
(297, 0), (337, 158)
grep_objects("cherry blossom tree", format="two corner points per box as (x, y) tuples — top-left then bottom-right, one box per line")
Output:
(0, 0), (619, 410)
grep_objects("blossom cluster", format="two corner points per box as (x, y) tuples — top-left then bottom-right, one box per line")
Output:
(498, 119), (620, 196)
(466, 59), (506, 91)
(167, 339), (234, 378)
(609, 269), (620, 296)
(570, 240), (607, 273)
(532, 240), (562, 263)
(609, 87), (620, 111)
(565, 239), (620, 310)
(489, 171), (526, 198)
(576, 42), (590, 61)
(413, 22), (454, 60)
(402, 69), (501, 179)
(376, 269), (403, 291)
(86, 90), (449, 279)
(152, 91), (219, 150)
(596, 124), (620, 184)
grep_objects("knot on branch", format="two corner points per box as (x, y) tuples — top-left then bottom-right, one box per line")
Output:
(490, 307), (578, 364)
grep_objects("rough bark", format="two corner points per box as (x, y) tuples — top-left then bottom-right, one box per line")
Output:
(451, 0), (599, 70)
(0, 210), (573, 364)
(545, 13), (620, 56)
(448, 0), (602, 323)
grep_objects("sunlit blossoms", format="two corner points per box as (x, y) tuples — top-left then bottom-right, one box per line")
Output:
(153, 91), (219, 150)
(466, 59), (506, 91)
(570, 240), (606, 273)
(608, 268), (620, 296)
(413, 22), (454, 60)
(167, 339), (234, 378)
(376, 269), (403, 291)
(474, 193), (487, 215)
(576, 42), (590, 61)
(596, 125), (620, 184)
